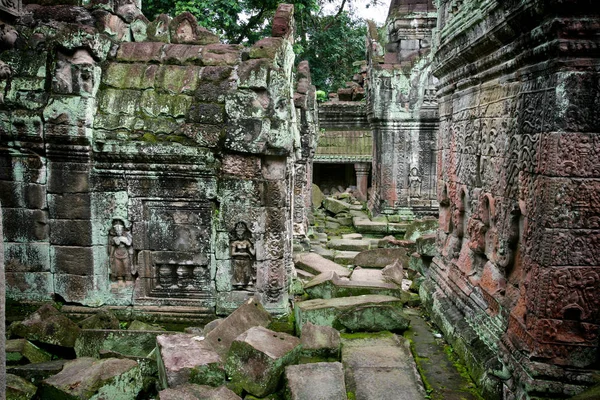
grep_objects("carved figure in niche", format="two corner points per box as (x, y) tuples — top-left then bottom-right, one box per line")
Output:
(230, 222), (256, 289)
(109, 219), (136, 283)
(408, 167), (422, 198)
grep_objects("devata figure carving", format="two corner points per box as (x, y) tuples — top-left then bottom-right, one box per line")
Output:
(408, 167), (422, 198)
(109, 219), (135, 282)
(230, 221), (256, 289)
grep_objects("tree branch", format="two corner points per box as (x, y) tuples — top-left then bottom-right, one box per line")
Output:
(323, 0), (347, 31)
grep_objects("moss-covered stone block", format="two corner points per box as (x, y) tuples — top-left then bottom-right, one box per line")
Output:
(9, 304), (81, 348)
(238, 58), (271, 89)
(202, 44), (242, 66)
(156, 65), (200, 94)
(225, 326), (301, 398)
(103, 63), (157, 90)
(6, 339), (52, 365)
(6, 373), (37, 400)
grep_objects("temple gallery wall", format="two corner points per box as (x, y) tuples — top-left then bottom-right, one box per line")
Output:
(0, 0), (599, 399)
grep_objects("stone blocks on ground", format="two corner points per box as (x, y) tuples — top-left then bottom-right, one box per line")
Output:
(9, 304), (81, 348)
(305, 271), (403, 300)
(285, 362), (346, 400)
(323, 197), (350, 215)
(158, 384), (241, 400)
(294, 252), (351, 278)
(156, 334), (224, 389)
(294, 295), (405, 334)
(327, 238), (371, 252)
(225, 326), (301, 398)
(7, 360), (68, 386)
(353, 247), (409, 268)
(205, 297), (272, 359)
(6, 373), (37, 400)
(78, 309), (120, 330)
(415, 234), (437, 257)
(300, 322), (340, 359)
(6, 339), (52, 365)
(353, 218), (388, 234)
(75, 329), (172, 358)
(342, 334), (425, 400)
(39, 357), (143, 399)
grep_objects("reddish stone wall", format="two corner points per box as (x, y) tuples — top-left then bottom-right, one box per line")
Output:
(422, 0), (600, 398)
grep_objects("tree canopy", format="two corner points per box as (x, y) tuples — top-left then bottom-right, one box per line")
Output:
(142, 0), (378, 93)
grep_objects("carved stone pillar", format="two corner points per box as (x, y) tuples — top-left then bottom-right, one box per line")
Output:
(354, 163), (371, 201)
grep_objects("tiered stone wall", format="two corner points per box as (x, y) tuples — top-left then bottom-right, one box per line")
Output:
(422, 0), (600, 398)
(366, 1), (438, 218)
(0, 2), (315, 319)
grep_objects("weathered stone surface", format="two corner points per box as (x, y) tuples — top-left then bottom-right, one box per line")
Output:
(9, 304), (81, 348)
(415, 234), (436, 257)
(305, 271), (403, 300)
(327, 238), (371, 252)
(272, 3), (294, 39)
(285, 362), (346, 400)
(128, 320), (165, 331)
(39, 357), (143, 399)
(75, 329), (172, 358)
(353, 247), (409, 268)
(404, 217), (438, 241)
(225, 326), (301, 397)
(342, 334), (425, 400)
(158, 384), (241, 400)
(338, 304), (410, 333)
(156, 334), (224, 389)
(353, 218), (388, 234)
(205, 297), (272, 358)
(300, 322), (340, 358)
(6, 373), (37, 400)
(79, 309), (120, 330)
(294, 295), (404, 334)
(311, 184), (325, 208)
(6, 339), (52, 365)
(381, 259), (405, 286)
(7, 360), (68, 386)
(294, 252), (351, 278)
(323, 197), (350, 215)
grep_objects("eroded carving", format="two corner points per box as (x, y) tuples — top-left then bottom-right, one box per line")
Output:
(230, 221), (256, 289)
(109, 219), (135, 283)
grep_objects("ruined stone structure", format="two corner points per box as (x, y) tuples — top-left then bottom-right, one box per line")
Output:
(0, 2), (316, 319)
(366, 0), (438, 218)
(422, 0), (600, 398)
(1, 202), (5, 399)
(315, 102), (372, 201)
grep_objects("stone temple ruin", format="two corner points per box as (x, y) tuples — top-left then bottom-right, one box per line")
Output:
(1, 0), (599, 399)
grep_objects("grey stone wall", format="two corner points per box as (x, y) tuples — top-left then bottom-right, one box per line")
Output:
(1, 202), (5, 400)
(0, 4), (315, 318)
(366, 3), (439, 218)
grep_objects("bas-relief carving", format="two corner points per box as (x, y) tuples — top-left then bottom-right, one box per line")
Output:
(109, 219), (135, 283)
(408, 167), (422, 198)
(53, 49), (97, 96)
(230, 221), (256, 289)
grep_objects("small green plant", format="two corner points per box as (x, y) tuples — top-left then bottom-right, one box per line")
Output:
(316, 90), (327, 103)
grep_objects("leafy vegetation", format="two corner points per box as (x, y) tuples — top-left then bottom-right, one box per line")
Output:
(141, 0), (378, 93)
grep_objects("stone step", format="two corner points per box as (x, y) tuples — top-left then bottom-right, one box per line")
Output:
(294, 295), (405, 334)
(294, 252), (351, 277)
(328, 238), (372, 251)
(353, 247), (409, 268)
(342, 233), (363, 240)
(342, 334), (425, 400)
(285, 362), (347, 400)
(304, 271), (404, 300)
(334, 250), (360, 265)
(353, 218), (388, 234)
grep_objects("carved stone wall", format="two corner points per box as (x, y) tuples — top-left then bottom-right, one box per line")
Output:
(422, 0), (600, 398)
(0, 3), (314, 319)
(0, 202), (5, 396)
(366, 0), (438, 218)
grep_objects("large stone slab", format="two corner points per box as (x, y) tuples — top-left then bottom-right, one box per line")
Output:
(328, 239), (371, 252)
(9, 304), (81, 348)
(353, 218), (388, 234)
(285, 362), (346, 400)
(294, 295), (404, 334)
(6, 338), (52, 365)
(300, 321), (340, 358)
(323, 197), (350, 214)
(353, 247), (409, 268)
(337, 303), (410, 333)
(156, 334), (224, 389)
(6, 373), (37, 400)
(78, 309), (120, 330)
(225, 326), (301, 397)
(294, 252), (351, 278)
(39, 357), (143, 399)
(7, 360), (68, 385)
(75, 329), (174, 358)
(342, 334), (425, 400)
(305, 271), (403, 300)
(158, 384), (241, 400)
(205, 297), (272, 359)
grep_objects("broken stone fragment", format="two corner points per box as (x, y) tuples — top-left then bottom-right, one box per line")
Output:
(272, 3), (295, 40)
(75, 329), (171, 359)
(204, 297), (272, 359)
(337, 304), (410, 333)
(285, 362), (347, 400)
(79, 309), (120, 330)
(323, 197), (350, 215)
(294, 252), (351, 278)
(156, 334), (224, 389)
(225, 326), (301, 398)
(300, 322), (340, 359)
(416, 233), (437, 257)
(294, 295), (405, 334)
(7, 360), (68, 386)
(147, 14), (172, 43)
(158, 384), (241, 400)
(128, 320), (165, 331)
(6, 373), (37, 400)
(353, 247), (409, 268)
(312, 184), (325, 208)
(304, 271), (403, 300)
(39, 357), (143, 399)
(328, 238), (371, 251)
(381, 259), (405, 286)
(9, 304), (81, 348)
(169, 12), (220, 45)
(6, 338), (52, 365)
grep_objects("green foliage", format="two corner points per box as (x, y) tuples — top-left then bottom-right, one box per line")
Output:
(316, 90), (327, 102)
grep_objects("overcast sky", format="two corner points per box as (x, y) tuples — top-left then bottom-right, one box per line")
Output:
(321, 0), (391, 25)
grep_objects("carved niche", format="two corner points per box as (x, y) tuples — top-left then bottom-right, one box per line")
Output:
(229, 221), (256, 290)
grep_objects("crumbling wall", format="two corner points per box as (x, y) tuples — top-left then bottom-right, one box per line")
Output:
(366, 1), (438, 218)
(422, 0), (600, 398)
(0, 2), (314, 318)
